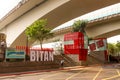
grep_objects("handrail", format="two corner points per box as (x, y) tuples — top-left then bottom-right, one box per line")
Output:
(60, 54), (75, 66)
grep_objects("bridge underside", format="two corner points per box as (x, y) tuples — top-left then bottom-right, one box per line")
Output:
(86, 16), (120, 38)
(0, 0), (119, 48)
(11, 15), (120, 47)
(43, 15), (120, 44)
(96, 29), (120, 38)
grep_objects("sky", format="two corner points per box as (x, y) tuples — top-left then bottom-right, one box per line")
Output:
(107, 35), (120, 43)
(0, 0), (22, 19)
(0, 0), (119, 44)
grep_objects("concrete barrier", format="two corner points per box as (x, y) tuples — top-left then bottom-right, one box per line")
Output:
(0, 61), (59, 73)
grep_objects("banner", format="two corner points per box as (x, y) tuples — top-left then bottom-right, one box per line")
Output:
(6, 50), (25, 59)
(89, 38), (107, 51)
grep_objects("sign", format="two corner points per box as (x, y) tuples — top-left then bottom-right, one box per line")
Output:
(64, 32), (84, 54)
(89, 38), (107, 51)
(64, 32), (88, 61)
(30, 49), (54, 61)
(89, 42), (96, 51)
(6, 50), (25, 59)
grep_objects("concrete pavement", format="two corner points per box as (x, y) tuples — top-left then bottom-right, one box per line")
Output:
(0, 63), (120, 80)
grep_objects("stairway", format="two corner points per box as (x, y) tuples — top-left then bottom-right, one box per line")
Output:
(54, 54), (77, 67)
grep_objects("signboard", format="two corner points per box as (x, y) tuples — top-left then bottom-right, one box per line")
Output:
(5, 50), (25, 59)
(64, 32), (84, 54)
(89, 38), (108, 61)
(64, 32), (88, 61)
(30, 48), (54, 61)
(89, 38), (107, 51)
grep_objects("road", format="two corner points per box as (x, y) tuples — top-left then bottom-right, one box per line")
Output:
(0, 63), (120, 80)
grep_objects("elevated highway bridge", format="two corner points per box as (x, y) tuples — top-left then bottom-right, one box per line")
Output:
(49, 13), (120, 44)
(0, 0), (119, 48)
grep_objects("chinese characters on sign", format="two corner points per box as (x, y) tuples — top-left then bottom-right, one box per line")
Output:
(89, 38), (107, 51)
(89, 43), (96, 51)
(96, 39), (104, 48)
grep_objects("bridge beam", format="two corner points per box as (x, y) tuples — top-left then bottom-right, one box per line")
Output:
(0, 0), (119, 47)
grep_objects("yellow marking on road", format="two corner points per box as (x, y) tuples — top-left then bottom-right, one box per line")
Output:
(39, 67), (88, 80)
(39, 72), (61, 80)
(93, 67), (103, 80)
(65, 68), (88, 80)
(102, 75), (120, 80)
(65, 71), (82, 80)
(116, 69), (120, 75)
(102, 69), (120, 80)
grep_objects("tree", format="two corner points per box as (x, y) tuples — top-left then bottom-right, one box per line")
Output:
(25, 19), (53, 49)
(116, 41), (120, 54)
(72, 20), (88, 33)
(72, 20), (89, 49)
(108, 43), (118, 56)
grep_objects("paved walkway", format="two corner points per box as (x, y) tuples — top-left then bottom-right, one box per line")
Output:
(0, 63), (120, 80)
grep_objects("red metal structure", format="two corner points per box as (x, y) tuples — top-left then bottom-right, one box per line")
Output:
(64, 32), (84, 54)
(64, 32), (87, 61)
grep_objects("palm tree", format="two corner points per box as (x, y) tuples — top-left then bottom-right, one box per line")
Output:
(72, 20), (89, 48)
(25, 19), (53, 49)
(72, 20), (88, 33)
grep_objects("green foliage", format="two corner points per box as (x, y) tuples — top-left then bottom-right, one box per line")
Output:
(25, 19), (53, 48)
(108, 42), (120, 56)
(72, 20), (88, 33)
(116, 41), (120, 52)
(108, 43), (116, 55)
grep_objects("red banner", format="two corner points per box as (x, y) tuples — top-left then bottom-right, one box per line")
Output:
(96, 39), (104, 48)
(89, 43), (96, 51)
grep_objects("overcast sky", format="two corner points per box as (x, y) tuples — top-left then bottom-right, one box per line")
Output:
(0, 0), (119, 43)
(0, 0), (22, 19)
